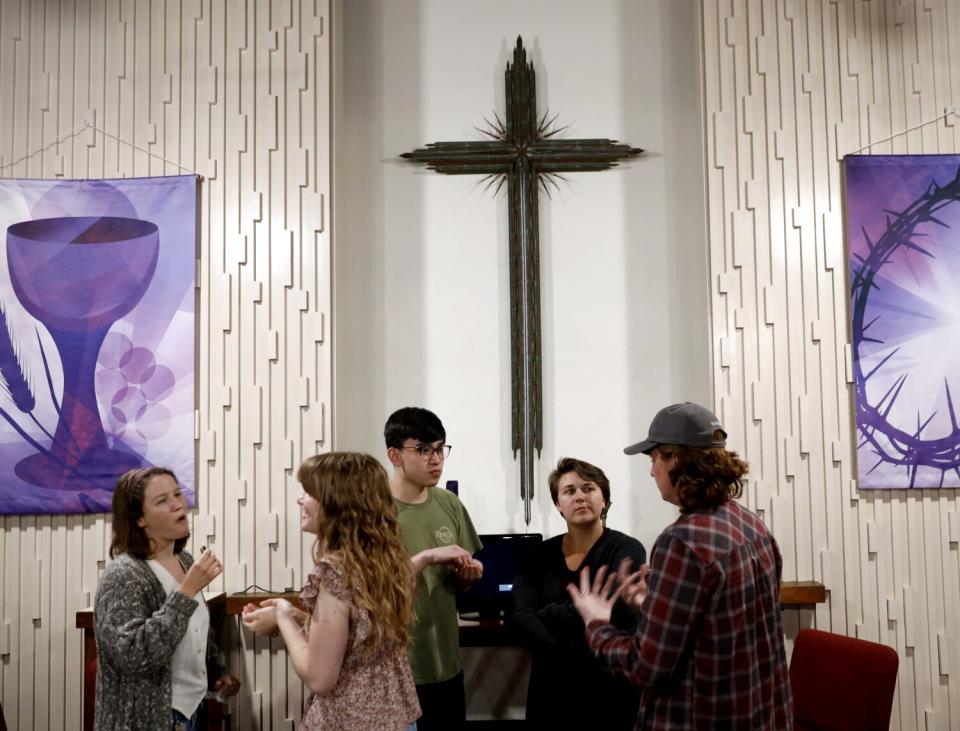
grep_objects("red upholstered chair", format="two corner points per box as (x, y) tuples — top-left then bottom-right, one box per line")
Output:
(789, 628), (899, 731)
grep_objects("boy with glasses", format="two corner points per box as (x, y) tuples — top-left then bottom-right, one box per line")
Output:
(385, 407), (483, 731)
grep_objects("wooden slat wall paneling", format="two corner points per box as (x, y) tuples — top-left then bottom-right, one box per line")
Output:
(0, 1), (332, 729)
(702, 2), (960, 729)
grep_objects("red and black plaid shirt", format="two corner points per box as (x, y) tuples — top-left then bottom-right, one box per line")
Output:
(586, 499), (792, 729)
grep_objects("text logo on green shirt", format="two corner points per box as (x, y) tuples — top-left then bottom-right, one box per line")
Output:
(435, 526), (454, 544)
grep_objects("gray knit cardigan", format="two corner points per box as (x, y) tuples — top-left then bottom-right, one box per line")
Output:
(93, 551), (228, 731)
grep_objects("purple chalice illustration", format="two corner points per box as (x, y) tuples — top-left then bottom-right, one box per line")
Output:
(6, 216), (160, 489)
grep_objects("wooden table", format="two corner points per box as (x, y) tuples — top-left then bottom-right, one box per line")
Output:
(781, 581), (827, 607)
(221, 592), (303, 614)
(78, 583), (826, 727)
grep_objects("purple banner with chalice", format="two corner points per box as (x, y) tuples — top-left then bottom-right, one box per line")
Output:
(0, 176), (196, 514)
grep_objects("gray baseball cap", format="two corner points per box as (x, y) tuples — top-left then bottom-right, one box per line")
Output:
(624, 402), (727, 455)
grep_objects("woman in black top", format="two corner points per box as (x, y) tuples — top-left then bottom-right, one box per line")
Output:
(510, 457), (646, 729)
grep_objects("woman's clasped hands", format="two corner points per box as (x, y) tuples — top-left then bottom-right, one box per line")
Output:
(241, 597), (309, 636)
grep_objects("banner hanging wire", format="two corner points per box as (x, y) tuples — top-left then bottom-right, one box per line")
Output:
(0, 121), (204, 179)
(848, 106), (959, 155)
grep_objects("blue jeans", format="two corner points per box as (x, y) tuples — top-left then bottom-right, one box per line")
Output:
(172, 709), (198, 731)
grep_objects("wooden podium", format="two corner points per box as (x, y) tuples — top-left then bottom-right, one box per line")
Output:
(76, 592), (230, 731)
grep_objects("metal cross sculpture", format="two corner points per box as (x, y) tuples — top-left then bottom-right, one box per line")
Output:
(402, 37), (641, 525)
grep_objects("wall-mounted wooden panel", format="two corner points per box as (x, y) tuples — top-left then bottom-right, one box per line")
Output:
(702, 1), (960, 728)
(0, 1), (332, 729)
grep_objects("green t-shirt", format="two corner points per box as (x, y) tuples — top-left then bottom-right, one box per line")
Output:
(395, 487), (482, 685)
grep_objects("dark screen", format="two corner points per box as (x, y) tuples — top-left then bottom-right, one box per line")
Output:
(456, 533), (542, 618)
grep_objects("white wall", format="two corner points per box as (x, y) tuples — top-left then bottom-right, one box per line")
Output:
(335, 0), (711, 555)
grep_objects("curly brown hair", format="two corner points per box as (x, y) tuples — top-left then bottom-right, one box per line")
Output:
(656, 432), (748, 513)
(109, 467), (185, 559)
(297, 452), (415, 653)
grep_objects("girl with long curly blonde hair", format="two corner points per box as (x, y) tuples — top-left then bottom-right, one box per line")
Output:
(242, 452), (421, 730)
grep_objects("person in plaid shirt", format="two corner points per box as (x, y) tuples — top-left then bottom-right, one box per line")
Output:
(567, 402), (793, 729)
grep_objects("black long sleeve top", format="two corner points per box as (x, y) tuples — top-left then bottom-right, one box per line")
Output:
(509, 528), (646, 728)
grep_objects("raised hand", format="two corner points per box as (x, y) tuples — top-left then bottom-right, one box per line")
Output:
(566, 565), (622, 625)
(178, 549), (223, 598)
(616, 558), (651, 612)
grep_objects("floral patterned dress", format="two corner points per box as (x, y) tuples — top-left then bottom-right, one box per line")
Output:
(299, 555), (421, 730)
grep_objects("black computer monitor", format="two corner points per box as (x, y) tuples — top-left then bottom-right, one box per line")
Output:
(456, 533), (542, 619)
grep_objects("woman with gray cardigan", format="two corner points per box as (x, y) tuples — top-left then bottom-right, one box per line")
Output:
(94, 467), (241, 731)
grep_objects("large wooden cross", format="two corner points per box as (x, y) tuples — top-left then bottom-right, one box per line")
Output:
(402, 37), (641, 525)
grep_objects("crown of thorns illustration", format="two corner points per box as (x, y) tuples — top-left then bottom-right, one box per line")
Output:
(851, 167), (960, 486)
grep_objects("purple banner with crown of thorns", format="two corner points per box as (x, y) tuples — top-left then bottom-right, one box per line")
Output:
(846, 155), (960, 489)
(0, 176), (196, 514)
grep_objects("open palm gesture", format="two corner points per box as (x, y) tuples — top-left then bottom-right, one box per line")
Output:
(616, 557), (651, 612)
(566, 562), (648, 625)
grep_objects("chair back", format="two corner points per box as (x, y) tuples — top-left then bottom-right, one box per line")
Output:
(790, 628), (898, 731)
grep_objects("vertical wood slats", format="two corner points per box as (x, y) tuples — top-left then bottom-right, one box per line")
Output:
(0, 1), (332, 728)
(703, 2), (960, 729)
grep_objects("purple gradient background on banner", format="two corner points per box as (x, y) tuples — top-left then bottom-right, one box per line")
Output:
(846, 155), (960, 488)
(0, 176), (196, 513)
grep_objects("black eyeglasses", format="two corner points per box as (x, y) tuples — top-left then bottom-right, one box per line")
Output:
(402, 444), (453, 459)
